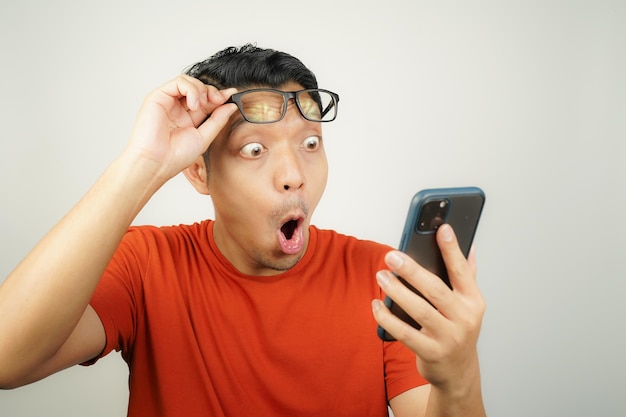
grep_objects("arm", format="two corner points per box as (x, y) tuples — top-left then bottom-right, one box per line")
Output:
(0, 75), (237, 388)
(372, 224), (486, 417)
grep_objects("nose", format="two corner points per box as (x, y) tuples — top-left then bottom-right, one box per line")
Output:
(275, 146), (305, 192)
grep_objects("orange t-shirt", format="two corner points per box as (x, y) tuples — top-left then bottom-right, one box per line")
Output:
(87, 220), (426, 416)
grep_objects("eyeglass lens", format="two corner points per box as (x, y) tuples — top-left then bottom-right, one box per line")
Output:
(237, 90), (337, 123)
(238, 91), (285, 123)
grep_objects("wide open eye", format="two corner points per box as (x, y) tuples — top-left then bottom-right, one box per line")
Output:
(240, 142), (267, 159)
(302, 136), (321, 151)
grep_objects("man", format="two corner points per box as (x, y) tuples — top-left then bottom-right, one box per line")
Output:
(0, 44), (486, 416)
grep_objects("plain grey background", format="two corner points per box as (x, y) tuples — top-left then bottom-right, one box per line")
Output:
(1, 0), (624, 416)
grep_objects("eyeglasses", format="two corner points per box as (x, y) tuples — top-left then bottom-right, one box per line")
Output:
(226, 88), (339, 124)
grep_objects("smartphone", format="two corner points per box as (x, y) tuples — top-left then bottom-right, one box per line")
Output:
(377, 187), (485, 342)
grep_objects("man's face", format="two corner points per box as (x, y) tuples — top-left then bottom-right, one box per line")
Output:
(206, 82), (328, 276)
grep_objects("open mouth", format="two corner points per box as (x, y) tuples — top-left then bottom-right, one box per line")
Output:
(277, 217), (305, 255)
(281, 219), (298, 240)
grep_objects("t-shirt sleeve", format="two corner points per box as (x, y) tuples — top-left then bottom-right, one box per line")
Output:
(366, 240), (429, 399)
(81, 228), (147, 365)
(383, 338), (429, 400)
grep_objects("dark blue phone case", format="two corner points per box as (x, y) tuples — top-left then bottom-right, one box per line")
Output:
(377, 187), (485, 342)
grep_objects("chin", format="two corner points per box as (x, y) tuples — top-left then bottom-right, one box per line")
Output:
(251, 250), (304, 275)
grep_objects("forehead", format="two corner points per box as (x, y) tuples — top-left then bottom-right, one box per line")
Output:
(223, 81), (307, 132)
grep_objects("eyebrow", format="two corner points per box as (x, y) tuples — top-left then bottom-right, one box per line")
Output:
(227, 117), (248, 136)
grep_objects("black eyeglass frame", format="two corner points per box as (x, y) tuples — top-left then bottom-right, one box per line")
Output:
(226, 88), (340, 124)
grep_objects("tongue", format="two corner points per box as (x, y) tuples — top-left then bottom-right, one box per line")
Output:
(278, 221), (304, 255)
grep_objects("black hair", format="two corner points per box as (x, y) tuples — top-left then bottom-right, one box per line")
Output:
(185, 44), (320, 175)
(185, 44), (318, 90)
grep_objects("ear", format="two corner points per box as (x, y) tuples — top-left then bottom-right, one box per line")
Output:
(183, 155), (210, 195)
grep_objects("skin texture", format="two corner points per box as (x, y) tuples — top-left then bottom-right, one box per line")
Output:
(0, 75), (486, 417)
(184, 82), (328, 276)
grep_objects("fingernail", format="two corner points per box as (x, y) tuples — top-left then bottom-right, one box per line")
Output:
(221, 88), (238, 99)
(386, 251), (404, 269)
(371, 299), (382, 312)
(376, 271), (389, 287)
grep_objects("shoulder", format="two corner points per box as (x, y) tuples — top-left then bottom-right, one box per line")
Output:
(311, 226), (392, 268)
(313, 226), (391, 253)
(123, 220), (210, 246)
(111, 221), (212, 264)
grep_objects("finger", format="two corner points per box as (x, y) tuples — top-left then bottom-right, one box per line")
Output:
(375, 269), (447, 333)
(155, 76), (234, 118)
(192, 84), (237, 115)
(188, 87), (237, 127)
(384, 251), (453, 313)
(154, 75), (209, 111)
(468, 244), (478, 276)
(195, 102), (238, 150)
(436, 224), (477, 294)
(371, 298), (438, 354)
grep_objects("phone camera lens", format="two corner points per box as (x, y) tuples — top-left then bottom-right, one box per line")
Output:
(417, 199), (449, 232)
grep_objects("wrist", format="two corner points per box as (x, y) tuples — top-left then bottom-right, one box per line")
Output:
(425, 354), (485, 417)
(92, 151), (169, 221)
(116, 146), (173, 187)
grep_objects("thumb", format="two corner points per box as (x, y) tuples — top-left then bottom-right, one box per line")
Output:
(196, 103), (238, 150)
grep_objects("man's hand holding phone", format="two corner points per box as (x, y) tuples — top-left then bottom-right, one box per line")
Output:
(372, 187), (486, 414)
(372, 224), (485, 391)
